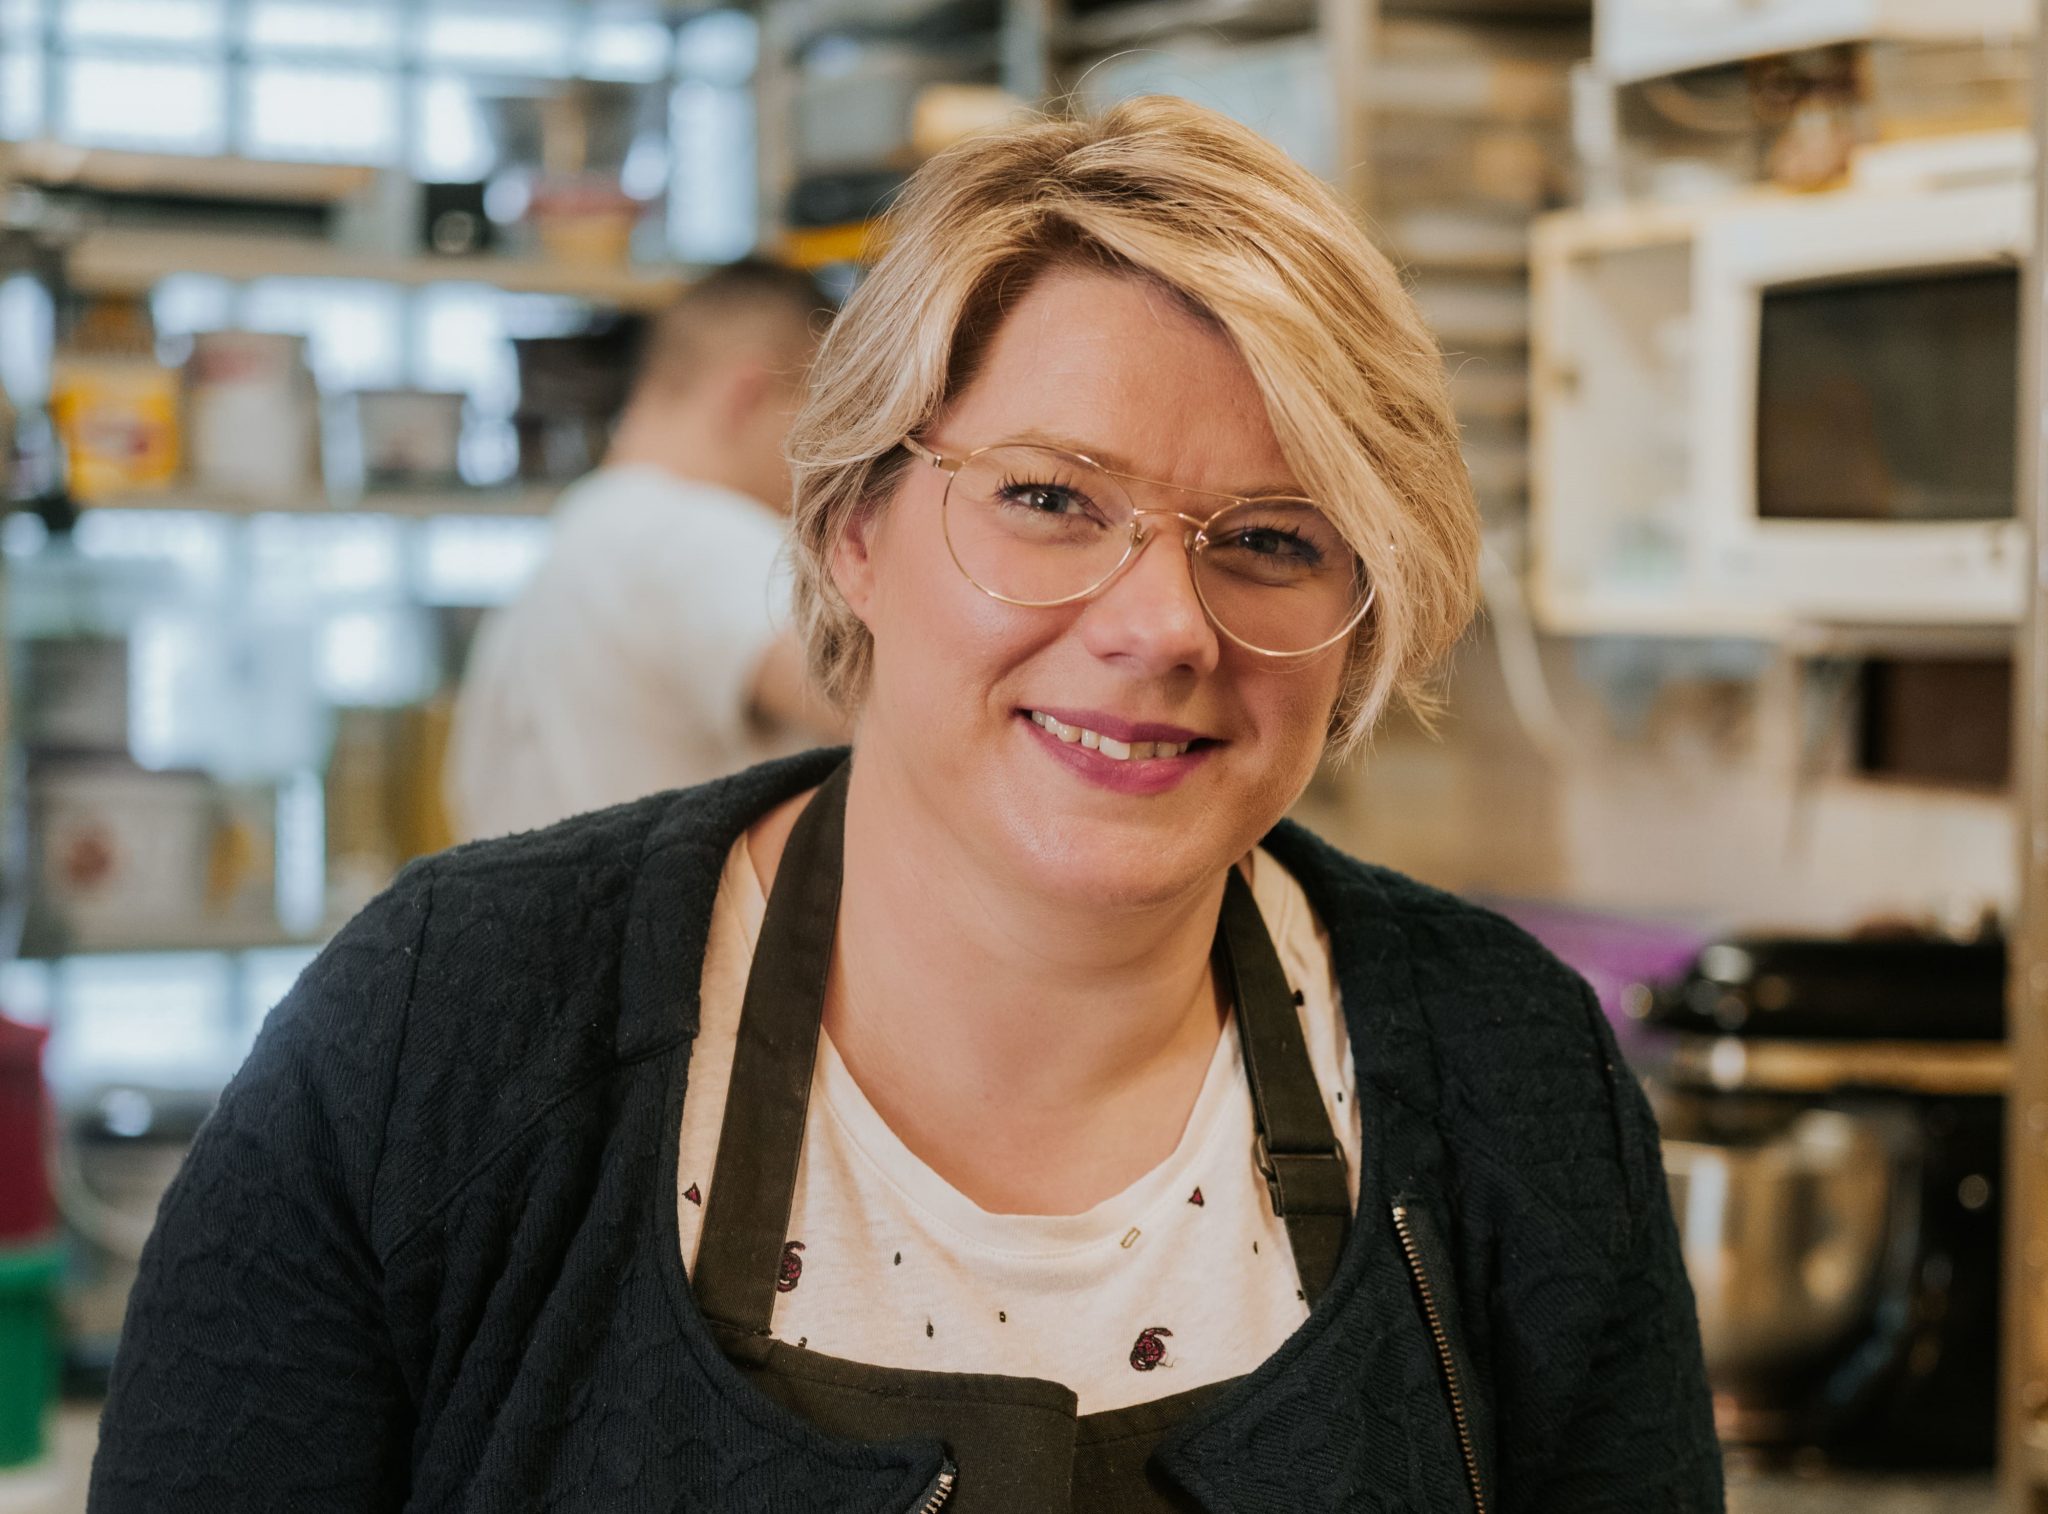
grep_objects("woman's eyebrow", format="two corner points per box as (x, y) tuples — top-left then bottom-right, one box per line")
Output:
(1007, 428), (1307, 499)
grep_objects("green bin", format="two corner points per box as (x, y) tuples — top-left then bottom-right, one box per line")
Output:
(0, 1243), (61, 1468)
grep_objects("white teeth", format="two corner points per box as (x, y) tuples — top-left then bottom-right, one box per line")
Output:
(1027, 713), (1195, 760)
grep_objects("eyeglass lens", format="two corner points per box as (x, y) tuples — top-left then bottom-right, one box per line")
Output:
(939, 444), (1367, 655)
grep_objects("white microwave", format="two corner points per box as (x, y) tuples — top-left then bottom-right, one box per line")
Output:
(1691, 180), (2028, 627)
(1530, 175), (2029, 638)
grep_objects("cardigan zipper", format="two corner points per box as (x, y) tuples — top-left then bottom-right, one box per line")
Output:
(907, 1457), (956, 1513)
(1392, 1204), (1488, 1514)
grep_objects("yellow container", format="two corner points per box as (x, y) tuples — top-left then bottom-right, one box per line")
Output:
(49, 357), (181, 501)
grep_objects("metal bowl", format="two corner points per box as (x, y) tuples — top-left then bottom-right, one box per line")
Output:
(1662, 1107), (1900, 1385)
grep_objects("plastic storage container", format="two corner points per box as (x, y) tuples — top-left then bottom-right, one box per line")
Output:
(0, 1246), (61, 1469)
(0, 1017), (51, 1244)
(0, 1015), (59, 1470)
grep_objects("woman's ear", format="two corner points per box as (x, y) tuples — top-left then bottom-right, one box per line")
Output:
(829, 503), (879, 622)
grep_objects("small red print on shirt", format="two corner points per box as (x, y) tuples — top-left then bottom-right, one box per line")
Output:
(683, 1183), (701, 1206)
(1130, 1327), (1173, 1371)
(1188, 1187), (1204, 1206)
(777, 1240), (805, 1293)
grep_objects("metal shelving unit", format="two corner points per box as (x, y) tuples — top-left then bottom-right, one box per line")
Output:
(73, 484), (558, 518)
(61, 228), (693, 311)
(2002, 6), (2048, 1506)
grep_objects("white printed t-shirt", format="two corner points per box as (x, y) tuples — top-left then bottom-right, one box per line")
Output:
(448, 466), (807, 840)
(677, 831), (1361, 1415)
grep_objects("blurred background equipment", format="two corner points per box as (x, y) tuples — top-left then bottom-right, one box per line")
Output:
(1646, 933), (2006, 1466)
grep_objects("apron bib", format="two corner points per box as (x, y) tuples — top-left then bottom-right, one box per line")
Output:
(690, 760), (1351, 1512)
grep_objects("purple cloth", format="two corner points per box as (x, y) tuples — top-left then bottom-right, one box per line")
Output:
(1481, 898), (1708, 1063)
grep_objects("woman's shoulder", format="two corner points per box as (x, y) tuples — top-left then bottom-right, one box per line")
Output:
(379, 749), (845, 1046)
(1266, 820), (1658, 1253)
(1263, 818), (1593, 1013)
(255, 751), (849, 1250)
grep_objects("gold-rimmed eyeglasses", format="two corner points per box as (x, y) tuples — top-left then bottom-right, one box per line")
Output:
(903, 436), (1373, 658)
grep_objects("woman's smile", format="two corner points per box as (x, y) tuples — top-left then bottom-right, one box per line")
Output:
(1019, 706), (1222, 794)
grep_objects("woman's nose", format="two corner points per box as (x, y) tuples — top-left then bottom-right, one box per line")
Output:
(1076, 520), (1222, 676)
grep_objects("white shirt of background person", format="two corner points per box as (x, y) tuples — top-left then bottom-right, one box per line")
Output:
(447, 263), (846, 842)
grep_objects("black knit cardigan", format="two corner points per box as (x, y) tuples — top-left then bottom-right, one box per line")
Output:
(90, 748), (1724, 1513)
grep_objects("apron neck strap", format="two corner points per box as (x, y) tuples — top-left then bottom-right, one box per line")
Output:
(1218, 867), (1350, 1307)
(692, 766), (1352, 1337)
(692, 759), (851, 1338)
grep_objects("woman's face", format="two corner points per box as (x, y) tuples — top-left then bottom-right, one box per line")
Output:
(832, 267), (1348, 911)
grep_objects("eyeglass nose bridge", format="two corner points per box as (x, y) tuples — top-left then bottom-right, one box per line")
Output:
(1092, 507), (1226, 627)
(1124, 506), (1216, 559)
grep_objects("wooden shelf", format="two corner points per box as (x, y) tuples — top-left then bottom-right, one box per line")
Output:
(64, 228), (691, 310)
(83, 484), (561, 519)
(2, 143), (376, 205)
(782, 221), (883, 269)
(1053, 0), (1313, 54)
(1529, 588), (2023, 644)
(1530, 587), (1792, 640)
(1598, 0), (2032, 86)
(16, 918), (332, 961)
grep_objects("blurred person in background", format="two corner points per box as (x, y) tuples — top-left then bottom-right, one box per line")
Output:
(446, 258), (840, 840)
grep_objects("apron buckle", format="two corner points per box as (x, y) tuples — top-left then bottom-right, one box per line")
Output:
(1252, 1129), (1348, 1217)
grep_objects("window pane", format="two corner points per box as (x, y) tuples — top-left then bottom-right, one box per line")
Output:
(421, 8), (572, 76)
(1, 0), (42, 43)
(411, 285), (515, 411)
(414, 73), (494, 181)
(62, 0), (224, 45)
(0, 275), (51, 407)
(61, 55), (226, 152)
(418, 515), (550, 607)
(671, 80), (754, 262)
(248, 513), (402, 599)
(246, 1), (401, 58)
(676, 10), (756, 86)
(149, 274), (238, 352)
(244, 64), (399, 163)
(1, 46), (42, 138)
(235, 277), (406, 393)
(583, 17), (673, 82)
(316, 603), (436, 706)
(411, 285), (520, 483)
(71, 509), (230, 584)
(243, 946), (320, 1028)
(46, 953), (239, 1093)
(0, 961), (53, 1029)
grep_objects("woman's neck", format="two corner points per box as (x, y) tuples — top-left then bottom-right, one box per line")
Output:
(750, 758), (1231, 1214)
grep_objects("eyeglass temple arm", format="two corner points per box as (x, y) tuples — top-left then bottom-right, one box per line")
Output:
(901, 436), (961, 474)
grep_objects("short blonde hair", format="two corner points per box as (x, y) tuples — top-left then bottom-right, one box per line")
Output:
(786, 95), (1480, 752)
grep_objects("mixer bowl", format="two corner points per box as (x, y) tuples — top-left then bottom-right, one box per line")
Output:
(1662, 1107), (1899, 1386)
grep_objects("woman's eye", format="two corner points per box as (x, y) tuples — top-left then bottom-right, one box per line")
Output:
(1229, 527), (1320, 563)
(999, 482), (1089, 516)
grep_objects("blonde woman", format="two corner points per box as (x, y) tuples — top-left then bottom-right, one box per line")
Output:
(93, 99), (1721, 1513)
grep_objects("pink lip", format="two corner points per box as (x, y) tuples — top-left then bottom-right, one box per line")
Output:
(1022, 707), (1214, 744)
(1017, 711), (1218, 795)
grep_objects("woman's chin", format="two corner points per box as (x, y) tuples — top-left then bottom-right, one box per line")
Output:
(991, 809), (1238, 914)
